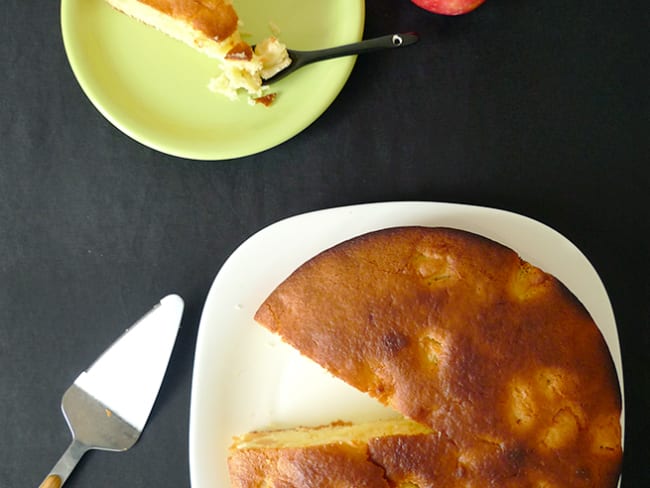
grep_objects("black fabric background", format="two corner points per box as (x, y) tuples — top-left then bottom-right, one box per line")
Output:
(1, 0), (648, 486)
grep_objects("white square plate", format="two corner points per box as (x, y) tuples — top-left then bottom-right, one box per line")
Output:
(189, 201), (624, 487)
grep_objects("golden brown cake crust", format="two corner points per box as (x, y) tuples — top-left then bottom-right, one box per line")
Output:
(228, 443), (391, 488)
(138, 0), (238, 40)
(253, 226), (623, 486)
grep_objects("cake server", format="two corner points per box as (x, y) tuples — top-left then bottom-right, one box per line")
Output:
(38, 294), (184, 488)
(263, 32), (420, 83)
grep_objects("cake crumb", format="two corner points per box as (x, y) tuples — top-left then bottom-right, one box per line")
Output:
(268, 21), (281, 37)
(254, 93), (277, 107)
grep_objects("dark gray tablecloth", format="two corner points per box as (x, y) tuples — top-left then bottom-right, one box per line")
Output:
(2, 1), (647, 486)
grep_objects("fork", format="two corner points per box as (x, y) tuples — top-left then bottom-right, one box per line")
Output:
(263, 32), (420, 83)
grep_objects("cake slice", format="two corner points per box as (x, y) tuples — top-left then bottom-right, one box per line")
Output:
(247, 227), (622, 487)
(104, 0), (291, 102)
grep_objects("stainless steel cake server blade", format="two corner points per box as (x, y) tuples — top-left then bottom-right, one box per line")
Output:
(38, 294), (184, 488)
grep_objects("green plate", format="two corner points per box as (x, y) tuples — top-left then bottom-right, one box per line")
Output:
(61, 0), (365, 160)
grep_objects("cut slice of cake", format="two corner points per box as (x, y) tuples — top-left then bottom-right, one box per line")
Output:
(246, 227), (623, 487)
(104, 0), (291, 102)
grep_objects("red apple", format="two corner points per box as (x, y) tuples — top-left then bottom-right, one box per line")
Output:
(411, 0), (486, 15)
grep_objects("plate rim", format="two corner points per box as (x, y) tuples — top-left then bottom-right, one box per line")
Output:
(59, 0), (366, 160)
(188, 201), (625, 487)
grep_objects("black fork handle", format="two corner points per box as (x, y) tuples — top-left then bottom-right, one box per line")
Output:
(290, 32), (420, 69)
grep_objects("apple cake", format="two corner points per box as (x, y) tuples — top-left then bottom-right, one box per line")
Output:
(103, 0), (290, 102)
(230, 227), (623, 487)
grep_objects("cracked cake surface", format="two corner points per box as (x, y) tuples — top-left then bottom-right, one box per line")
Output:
(230, 227), (622, 487)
